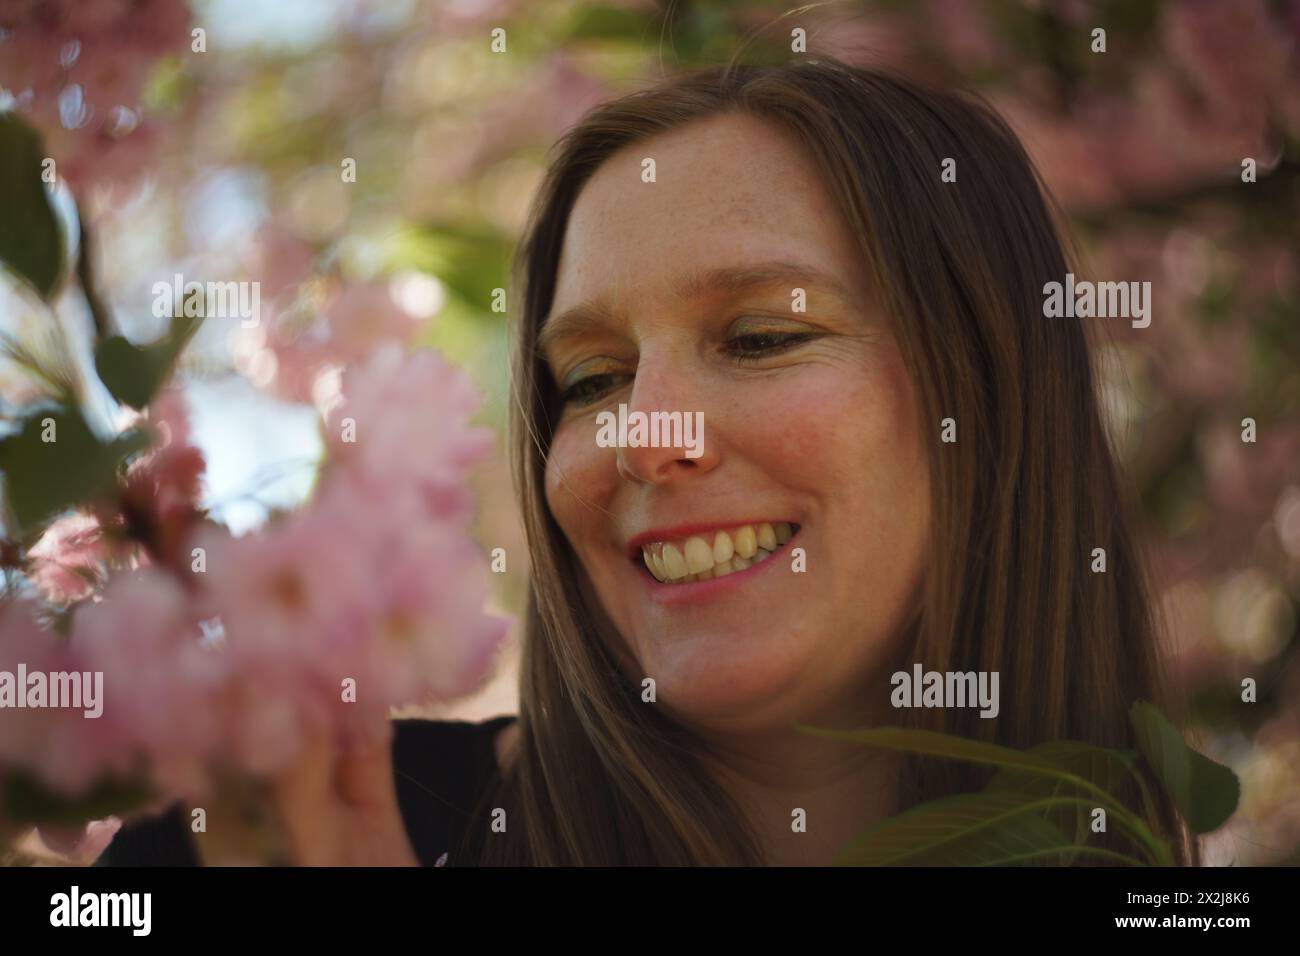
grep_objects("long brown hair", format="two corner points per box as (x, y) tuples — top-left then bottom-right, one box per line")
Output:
(474, 56), (1197, 866)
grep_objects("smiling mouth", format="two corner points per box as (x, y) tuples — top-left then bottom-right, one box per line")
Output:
(637, 522), (798, 584)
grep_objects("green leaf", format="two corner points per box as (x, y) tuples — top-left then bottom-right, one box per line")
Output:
(986, 742), (1162, 858)
(0, 405), (152, 536)
(799, 723), (1172, 863)
(388, 226), (513, 317)
(795, 724), (1069, 775)
(836, 791), (1142, 866)
(93, 313), (200, 410)
(987, 742), (1139, 810)
(94, 337), (168, 410)
(992, 741), (1138, 785)
(1129, 701), (1240, 834)
(0, 112), (65, 299)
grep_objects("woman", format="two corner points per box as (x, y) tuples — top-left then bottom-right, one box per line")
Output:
(103, 56), (1197, 867)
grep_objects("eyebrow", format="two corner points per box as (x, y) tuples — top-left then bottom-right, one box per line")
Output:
(536, 260), (855, 358)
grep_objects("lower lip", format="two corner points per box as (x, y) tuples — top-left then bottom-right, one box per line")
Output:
(638, 535), (799, 606)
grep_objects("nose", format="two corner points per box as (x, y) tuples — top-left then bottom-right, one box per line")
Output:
(613, 358), (720, 485)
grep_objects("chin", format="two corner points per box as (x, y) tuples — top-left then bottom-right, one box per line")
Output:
(641, 634), (813, 728)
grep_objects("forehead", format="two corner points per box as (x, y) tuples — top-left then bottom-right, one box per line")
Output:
(550, 111), (868, 316)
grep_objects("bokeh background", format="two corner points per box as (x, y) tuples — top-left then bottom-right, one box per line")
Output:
(2, 0), (1297, 865)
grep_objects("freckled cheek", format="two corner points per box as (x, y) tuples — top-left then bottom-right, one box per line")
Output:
(740, 372), (898, 476)
(811, 363), (930, 564)
(715, 376), (823, 463)
(747, 366), (927, 527)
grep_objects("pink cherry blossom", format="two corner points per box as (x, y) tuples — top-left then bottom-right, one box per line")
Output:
(73, 568), (228, 797)
(26, 511), (113, 604)
(186, 517), (361, 776)
(324, 342), (495, 503)
(256, 281), (423, 403)
(187, 345), (509, 765)
(0, 599), (66, 776)
(114, 388), (209, 571)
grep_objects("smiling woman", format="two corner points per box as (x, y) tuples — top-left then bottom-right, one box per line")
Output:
(94, 54), (1200, 870)
(489, 56), (1199, 866)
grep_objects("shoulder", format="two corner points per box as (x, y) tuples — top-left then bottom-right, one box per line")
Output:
(390, 714), (517, 865)
(393, 713), (516, 756)
(391, 714), (517, 782)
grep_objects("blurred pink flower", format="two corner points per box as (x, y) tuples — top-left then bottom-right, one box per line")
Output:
(0, 571), (225, 804)
(0, 597), (118, 797)
(73, 569), (228, 797)
(207, 345), (502, 720)
(34, 816), (122, 864)
(186, 518), (357, 776)
(0, 0), (190, 193)
(171, 345), (506, 774)
(1164, 0), (1292, 124)
(1200, 420), (1300, 518)
(26, 511), (112, 604)
(244, 224), (316, 303)
(318, 345), (508, 702)
(2, 342), (507, 819)
(925, 0), (1003, 69)
(0, 600), (63, 771)
(324, 342), (494, 502)
(305, 479), (509, 710)
(254, 281), (421, 403)
(96, 387), (210, 577)
(318, 284), (422, 372)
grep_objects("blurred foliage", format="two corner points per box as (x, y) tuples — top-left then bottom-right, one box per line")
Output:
(802, 702), (1240, 865)
(0, 114), (64, 300)
(0, 404), (151, 539)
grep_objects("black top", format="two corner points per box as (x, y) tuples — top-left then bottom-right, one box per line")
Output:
(95, 715), (517, 867)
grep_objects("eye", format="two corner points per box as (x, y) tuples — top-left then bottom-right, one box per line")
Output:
(561, 372), (629, 407)
(724, 330), (817, 362)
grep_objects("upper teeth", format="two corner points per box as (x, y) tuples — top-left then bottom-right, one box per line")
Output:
(641, 522), (794, 583)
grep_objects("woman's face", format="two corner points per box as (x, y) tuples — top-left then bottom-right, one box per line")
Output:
(541, 112), (930, 734)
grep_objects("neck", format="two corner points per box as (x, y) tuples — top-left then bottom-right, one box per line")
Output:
(687, 701), (902, 866)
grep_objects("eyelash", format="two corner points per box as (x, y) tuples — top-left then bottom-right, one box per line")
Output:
(561, 374), (625, 407)
(559, 331), (815, 406)
(723, 330), (816, 362)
